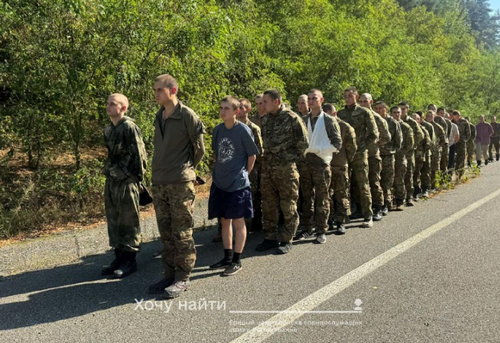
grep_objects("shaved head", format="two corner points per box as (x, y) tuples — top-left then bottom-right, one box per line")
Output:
(109, 93), (129, 110)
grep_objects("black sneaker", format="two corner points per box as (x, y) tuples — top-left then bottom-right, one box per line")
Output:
(222, 263), (242, 276)
(148, 277), (175, 294)
(255, 239), (279, 251)
(293, 230), (314, 241)
(210, 258), (232, 270)
(277, 242), (292, 254)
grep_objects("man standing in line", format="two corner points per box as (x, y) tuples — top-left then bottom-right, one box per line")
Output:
(465, 117), (476, 167)
(425, 110), (447, 192)
(257, 90), (308, 254)
(238, 98), (264, 232)
(436, 107), (452, 173)
(359, 94), (391, 221)
(391, 106), (414, 211)
(324, 103), (357, 234)
(101, 93), (147, 279)
(338, 87), (379, 228)
(412, 113), (432, 200)
(488, 116), (500, 162)
(251, 94), (267, 128)
(148, 74), (206, 299)
(399, 102), (424, 207)
(374, 101), (402, 215)
(451, 110), (471, 180)
(475, 115), (493, 166)
(294, 90), (341, 243)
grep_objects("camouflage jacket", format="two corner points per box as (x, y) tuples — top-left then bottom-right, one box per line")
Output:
(331, 119), (357, 167)
(418, 122), (433, 158)
(380, 116), (402, 156)
(368, 110), (391, 157)
(430, 121), (447, 149)
(103, 116), (147, 182)
(243, 118), (264, 166)
(435, 116), (452, 138)
(455, 117), (471, 143)
(261, 105), (309, 165)
(338, 104), (379, 153)
(403, 116), (424, 152)
(395, 120), (414, 158)
(469, 123), (477, 142)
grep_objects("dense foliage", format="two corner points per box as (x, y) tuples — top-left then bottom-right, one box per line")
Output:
(1, 0), (499, 237)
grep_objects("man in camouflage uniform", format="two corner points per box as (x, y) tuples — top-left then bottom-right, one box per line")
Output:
(399, 102), (424, 207)
(294, 90), (341, 244)
(297, 94), (310, 117)
(250, 94), (266, 128)
(238, 98), (264, 232)
(451, 110), (471, 179)
(149, 74), (206, 299)
(374, 101), (402, 215)
(338, 87), (379, 228)
(359, 94), (391, 221)
(425, 110), (447, 194)
(465, 117), (476, 167)
(436, 107), (452, 173)
(412, 113), (432, 200)
(489, 116), (500, 162)
(102, 93), (147, 279)
(256, 89), (308, 254)
(324, 104), (357, 234)
(392, 106), (414, 211)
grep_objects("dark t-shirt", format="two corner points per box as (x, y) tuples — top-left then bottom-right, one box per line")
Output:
(212, 122), (259, 192)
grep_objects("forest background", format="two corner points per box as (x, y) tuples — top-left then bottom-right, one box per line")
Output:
(1, 0), (499, 238)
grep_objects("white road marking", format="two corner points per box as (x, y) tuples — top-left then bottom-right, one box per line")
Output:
(231, 186), (500, 343)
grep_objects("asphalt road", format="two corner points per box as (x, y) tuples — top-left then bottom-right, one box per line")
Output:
(1, 165), (500, 343)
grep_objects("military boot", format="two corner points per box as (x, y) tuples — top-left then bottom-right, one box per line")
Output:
(477, 160), (481, 166)
(113, 251), (137, 278)
(372, 206), (383, 221)
(496, 153), (499, 161)
(349, 203), (363, 219)
(101, 248), (123, 276)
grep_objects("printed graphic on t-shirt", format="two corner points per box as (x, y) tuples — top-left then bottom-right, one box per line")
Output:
(218, 137), (235, 163)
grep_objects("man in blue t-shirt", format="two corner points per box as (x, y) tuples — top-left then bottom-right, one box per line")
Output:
(208, 96), (258, 276)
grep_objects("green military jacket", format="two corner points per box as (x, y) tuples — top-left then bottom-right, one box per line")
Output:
(338, 104), (379, 153)
(380, 116), (402, 156)
(368, 110), (391, 158)
(103, 116), (147, 182)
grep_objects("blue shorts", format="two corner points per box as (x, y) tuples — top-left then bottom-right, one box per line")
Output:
(208, 185), (253, 220)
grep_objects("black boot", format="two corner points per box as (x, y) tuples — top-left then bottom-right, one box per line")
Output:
(101, 249), (123, 276)
(496, 153), (499, 161)
(477, 160), (481, 166)
(373, 206), (383, 221)
(349, 203), (363, 219)
(113, 251), (137, 278)
(210, 249), (233, 269)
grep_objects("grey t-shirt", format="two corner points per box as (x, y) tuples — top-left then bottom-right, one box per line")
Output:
(212, 122), (259, 192)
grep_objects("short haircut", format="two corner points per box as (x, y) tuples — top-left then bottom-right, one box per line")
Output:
(437, 107), (445, 112)
(416, 111), (423, 116)
(255, 94), (263, 100)
(298, 94), (308, 101)
(427, 104), (437, 110)
(344, 86), (358, 95)
(398, 101), (409, 108)
(109, 93), (129, 109)
(360, 93), (372, 101)
(308, 89), (323, 97)
(374, 101), (388, 109)
(452, 110), (461, 116)
(264, 89), (282, 103)
(427, 110), (436, 116)
(221, 96), (240, 110)
(154, 74), (179, 91)
(323, 103), (335, 112)
(390, 106), (400, 113)
(240, 98), (251, 109)
(491, 115), (496, 120)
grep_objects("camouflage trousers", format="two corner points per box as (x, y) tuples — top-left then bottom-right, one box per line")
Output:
(420, 154), (432, 190)
(454, 141), (467, 178)
(466, 140), (475, 166)
(299, 155), (331, 233)
(152, 182), (196, 282)
(440, 144), (449, 172)
(349, 151), (373, 217)
(368, 153), (384, 207)
(105, 178), (141, 252)
(380, 155), (395, 206)
(245, 164), (262, 230)
(394, 152), (407, 205)
(261, 162), (300, 243)
(404, 151), (415, 201)
(330, 165), (350, 223)
(430, 147), (442, 189)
